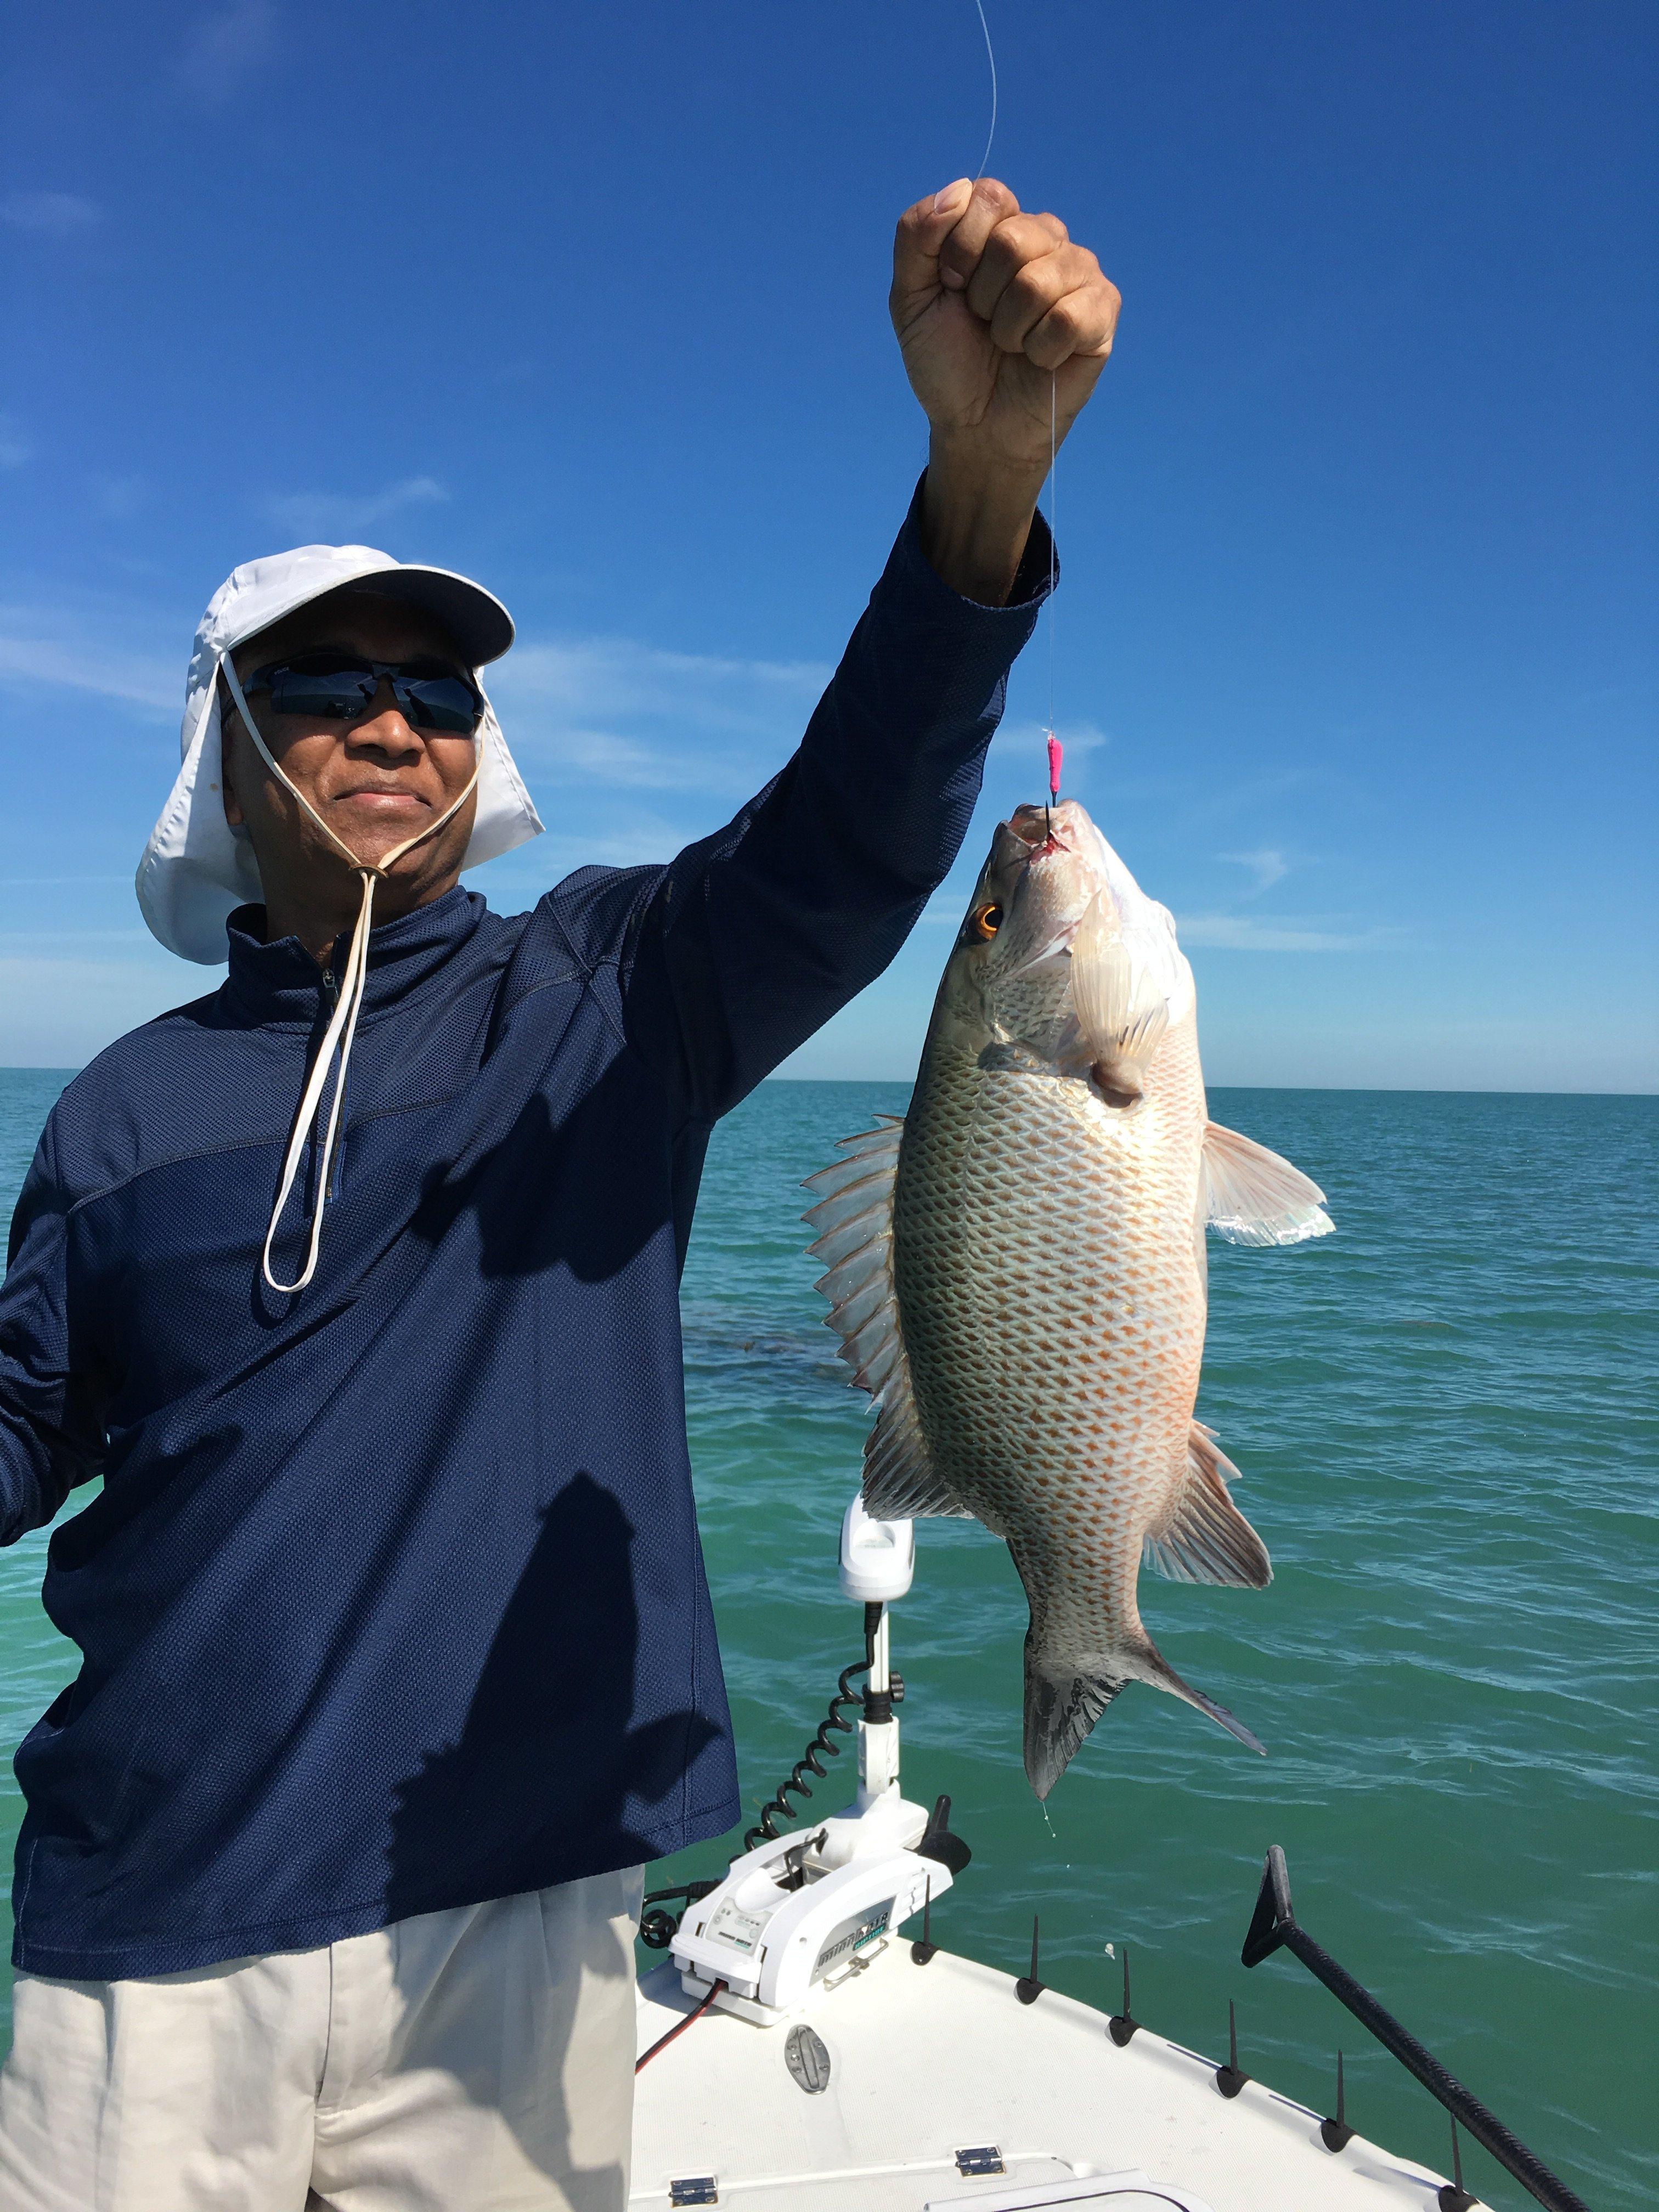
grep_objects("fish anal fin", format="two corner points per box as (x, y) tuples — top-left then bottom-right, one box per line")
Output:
(1143, 1423), (1273, 1589)
(860, 1374), (970, 1521)
(1202, 1121), (1334, 1247)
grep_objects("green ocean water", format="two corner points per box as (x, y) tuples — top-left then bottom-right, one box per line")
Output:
(1, 1069), (1654, 2209)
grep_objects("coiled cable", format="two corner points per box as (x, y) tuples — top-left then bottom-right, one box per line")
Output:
(742, 1653), (872, 1853)
(635, 1612), (908, 1952)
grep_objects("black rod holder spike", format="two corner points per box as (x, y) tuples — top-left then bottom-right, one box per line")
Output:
(1240, 1848), (1588, 2212)
(1438, 2118), (1478, 2212)
(912, 1875), (936, 1967)
(1016, 1914), (1044, 2004)
(918, 1792), (972, 1877)
(1215, 1997), (1249, 2098)
(1108, 1946), (1139, 2045)
(1321, 2050), (1355, 2152)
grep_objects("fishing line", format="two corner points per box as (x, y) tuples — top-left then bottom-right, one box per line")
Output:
(966, 3), (1063, 828)
(970, 0), (997, 180)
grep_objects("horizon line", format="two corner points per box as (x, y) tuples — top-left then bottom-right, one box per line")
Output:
(0, 1066), (1653, 1102)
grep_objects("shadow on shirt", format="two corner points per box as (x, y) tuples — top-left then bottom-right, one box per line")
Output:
(386, 1471), (718, 1920)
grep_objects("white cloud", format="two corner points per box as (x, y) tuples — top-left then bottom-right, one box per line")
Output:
(490, 636), (830, 796)
(1221, 845), (1289, 891)
(179, 0), (277, 104)
(91, 475), (146, 520)
(0, 192), (100, 236)
(1176, 912), (1395, 952)
(514, 725), (714, 793)
(0, 600), (832, 799)
(265, 476), (448, 539)
(500, 638), (827, 727)
(0, 611), (178, 713)
(487, 811), (695, 881)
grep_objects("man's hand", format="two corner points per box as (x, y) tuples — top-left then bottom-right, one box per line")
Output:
(891, 177), (1120, 605)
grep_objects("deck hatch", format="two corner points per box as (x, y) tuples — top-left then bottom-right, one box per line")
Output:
(785, 2023), (832, 2094)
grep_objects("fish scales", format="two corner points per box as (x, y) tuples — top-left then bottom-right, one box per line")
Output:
(806, 799), (1335, 1796)
(896, 1010), (1206, 1632)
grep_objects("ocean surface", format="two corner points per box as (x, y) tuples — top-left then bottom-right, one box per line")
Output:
(0, 1070), (1652, 2209)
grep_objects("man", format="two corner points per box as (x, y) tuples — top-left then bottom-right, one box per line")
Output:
(0, 179), (1118, 2210)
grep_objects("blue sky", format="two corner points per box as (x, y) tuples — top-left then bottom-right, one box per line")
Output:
(1, 0), (1653, 1088)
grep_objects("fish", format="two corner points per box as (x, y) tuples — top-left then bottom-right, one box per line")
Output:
(803, 798), (1333, 1797)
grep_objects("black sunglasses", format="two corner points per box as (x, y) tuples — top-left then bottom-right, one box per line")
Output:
(241, 655), (483, 737)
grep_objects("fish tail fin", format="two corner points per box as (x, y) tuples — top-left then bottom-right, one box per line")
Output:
(1022, 1635), (1127, 1801)
(1129, 1635), (1267, 1756)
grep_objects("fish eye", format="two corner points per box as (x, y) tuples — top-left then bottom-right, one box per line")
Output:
(970, 902), (1003, 941)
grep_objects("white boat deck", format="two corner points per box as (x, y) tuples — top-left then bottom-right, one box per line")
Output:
(630, 1940), (1453, 2211)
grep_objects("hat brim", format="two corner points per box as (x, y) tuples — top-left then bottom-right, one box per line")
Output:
(309, 564), (515, 667)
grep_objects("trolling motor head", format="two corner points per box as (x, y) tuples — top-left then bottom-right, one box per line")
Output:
(839, 1494), (915, 1603)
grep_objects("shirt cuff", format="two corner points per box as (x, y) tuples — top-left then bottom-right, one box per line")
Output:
(890, 470), (1059, 616)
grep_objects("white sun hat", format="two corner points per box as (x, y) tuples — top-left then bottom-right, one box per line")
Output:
(136, 541), (545, 1295)
(136, 541), (543, 967)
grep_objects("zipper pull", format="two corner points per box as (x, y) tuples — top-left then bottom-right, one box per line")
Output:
(322, 963), (340, 1012)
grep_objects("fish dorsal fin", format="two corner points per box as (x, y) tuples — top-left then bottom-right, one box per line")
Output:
(1071, 895), (1170, 1072)
(1143, 1421), (1273, 1588)
(1202, 1121), (1335, 1247)
(802, 1118), (970, 1521)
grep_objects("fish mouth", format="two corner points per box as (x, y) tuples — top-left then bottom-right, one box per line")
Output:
(1007, 803), (1073, 861)
(997, 804), (1105, 978)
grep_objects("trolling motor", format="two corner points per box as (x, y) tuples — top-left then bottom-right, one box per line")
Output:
(667, 1496), (970, 2026)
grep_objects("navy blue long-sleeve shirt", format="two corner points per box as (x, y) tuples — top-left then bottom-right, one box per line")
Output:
(0, 492), (1050, 1979)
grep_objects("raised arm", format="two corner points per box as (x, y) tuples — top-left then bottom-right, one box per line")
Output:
(622, 180), (1120, 1122)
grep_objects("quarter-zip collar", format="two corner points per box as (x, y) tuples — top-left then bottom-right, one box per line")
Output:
(222, 883), (489, 1029)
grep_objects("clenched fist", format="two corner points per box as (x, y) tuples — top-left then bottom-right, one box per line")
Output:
(892, 177), (1120, 605)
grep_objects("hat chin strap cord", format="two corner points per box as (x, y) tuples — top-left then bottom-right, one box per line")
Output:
(219, 657), (482, 1295)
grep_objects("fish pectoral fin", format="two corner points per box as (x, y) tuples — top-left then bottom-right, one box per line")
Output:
(1143, 1423), (1273, 1588)
(1022, 1644), (1127, 1801)
(1070, 905), (1170, 1073)
(1201, 1121), (1335, 1247)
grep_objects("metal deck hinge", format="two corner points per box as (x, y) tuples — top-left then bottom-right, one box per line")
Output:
(669, 2180), (718, 2206)
(955, 2146), (1006, 2176)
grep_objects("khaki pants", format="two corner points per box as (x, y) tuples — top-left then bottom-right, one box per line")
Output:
(0, 1867), (644, 2212)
